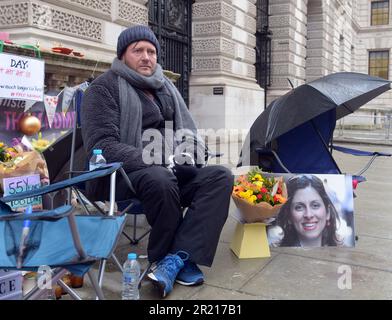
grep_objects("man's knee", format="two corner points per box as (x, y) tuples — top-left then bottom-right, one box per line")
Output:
(208, 166), (234, 186)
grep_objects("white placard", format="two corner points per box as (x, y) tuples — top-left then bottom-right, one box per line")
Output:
(61, 86), (76, 113)
(0, 53), (45, 101)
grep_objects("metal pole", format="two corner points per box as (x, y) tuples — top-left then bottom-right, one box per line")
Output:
(108, 171), (116, 216)
(386, 114), (391, 140)
(88, 270), (105, 300)
(68, 90), (78, 205)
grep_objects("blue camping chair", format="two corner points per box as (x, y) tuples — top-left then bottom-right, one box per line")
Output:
(0, 163), (126, 300)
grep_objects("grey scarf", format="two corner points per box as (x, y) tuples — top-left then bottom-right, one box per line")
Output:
(111, 58), (206, 164)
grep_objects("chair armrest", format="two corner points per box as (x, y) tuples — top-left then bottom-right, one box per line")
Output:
(333, 145), (391, 176)
(0, 162), (123, 202)
(64, 170), (90, 175)
(332, 145), (391, 157)
(206, 151), (224, 158)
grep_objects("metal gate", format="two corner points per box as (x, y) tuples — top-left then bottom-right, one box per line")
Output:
(148, 0), (192, 105)
(255, 0), (272, 109)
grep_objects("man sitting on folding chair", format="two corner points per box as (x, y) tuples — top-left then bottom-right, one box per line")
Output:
(80, 25), (233, 298)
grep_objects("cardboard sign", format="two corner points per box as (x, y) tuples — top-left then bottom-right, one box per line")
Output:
(2, 174), (42, 211)
(0, 271), (23, 300)
(0, 53), (45, 101)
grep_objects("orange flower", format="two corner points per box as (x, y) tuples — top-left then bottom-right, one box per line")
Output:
(273, 194), (287, 204)
(233, 185), (244, 194)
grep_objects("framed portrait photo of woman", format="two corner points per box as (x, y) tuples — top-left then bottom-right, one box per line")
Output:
(267, 174), (355, 248)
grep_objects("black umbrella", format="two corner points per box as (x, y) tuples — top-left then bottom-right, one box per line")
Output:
(250, 72), (391, 147)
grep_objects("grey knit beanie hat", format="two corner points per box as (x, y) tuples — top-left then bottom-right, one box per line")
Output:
(117, 25), (160, 59)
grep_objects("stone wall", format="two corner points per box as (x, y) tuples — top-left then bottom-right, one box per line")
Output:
(190, 0), (263, 136)
(355, 0), (392, 113)
(267, 0), (308, 103)
(0, 0), (149, 63)
(267, 0), (392, 116)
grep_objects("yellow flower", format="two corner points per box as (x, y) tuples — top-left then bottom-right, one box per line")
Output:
(251, 173), (264, 182)
(238, 190), (253, 199)
(246, 195), (257, 204)
(253, 181), (263, 187)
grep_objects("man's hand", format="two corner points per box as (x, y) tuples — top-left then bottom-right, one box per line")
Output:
(167, 152), (198, 185)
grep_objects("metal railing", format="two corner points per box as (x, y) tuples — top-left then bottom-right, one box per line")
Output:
(334, 113), (392, 142)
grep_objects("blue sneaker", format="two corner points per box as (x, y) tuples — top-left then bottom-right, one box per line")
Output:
(147, 251), (188, 298)
(176, 261), (204, 286)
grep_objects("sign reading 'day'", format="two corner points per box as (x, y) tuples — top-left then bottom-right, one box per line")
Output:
(0, 53), (45, 102)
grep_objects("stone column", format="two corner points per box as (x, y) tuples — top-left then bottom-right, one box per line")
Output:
(268, 0), (308, 103)
(306, 0), (330, 81)
(306, 0), (355, 80)
(190, 0), (263, 136)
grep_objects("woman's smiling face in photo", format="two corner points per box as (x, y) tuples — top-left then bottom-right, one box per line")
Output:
(290, 186), (330, 246)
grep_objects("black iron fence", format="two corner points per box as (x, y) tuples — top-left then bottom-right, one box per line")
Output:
(255, 0), (272, 109)
(148, 0), (192, 105)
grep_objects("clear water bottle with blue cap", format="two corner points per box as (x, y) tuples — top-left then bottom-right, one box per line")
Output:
(89, 149), (106, 171)
(122, 252), (140, 300)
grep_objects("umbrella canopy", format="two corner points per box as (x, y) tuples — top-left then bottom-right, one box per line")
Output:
(252, 72), (391, 147)
(239, 72), (391, 167)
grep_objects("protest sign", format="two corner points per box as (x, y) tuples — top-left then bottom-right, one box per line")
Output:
(2, 174), (42, 211)
(0, 53), (44, 101)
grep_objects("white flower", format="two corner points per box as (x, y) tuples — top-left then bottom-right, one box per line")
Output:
(267, 225), (284, 247)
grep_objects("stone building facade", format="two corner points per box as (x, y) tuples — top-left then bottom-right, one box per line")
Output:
(0, 0), (391, 132)
(269, 0), (392, 126)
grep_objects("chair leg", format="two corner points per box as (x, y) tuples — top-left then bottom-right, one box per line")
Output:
(111, 253), (124, 272)
(138, 262), (153, 289)
(97, 259), (107, 288)
(57, 279), (82, 300)
(122, 230), (136, 244)
(134, 228), (151, 244)
(24, 268), (67, 300)
(87, 270), (105, 300)
(133, 214), (138, 240)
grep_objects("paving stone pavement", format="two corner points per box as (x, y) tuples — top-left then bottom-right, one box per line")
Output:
(63, 142), (392, 300)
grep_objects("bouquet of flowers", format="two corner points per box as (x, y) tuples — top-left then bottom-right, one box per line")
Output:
(0, 142), (23, 167)
(232, 168), (287, 223)
(0, 141), (49, 194)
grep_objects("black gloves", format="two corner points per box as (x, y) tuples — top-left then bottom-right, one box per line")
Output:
(167, 152), (199, 185)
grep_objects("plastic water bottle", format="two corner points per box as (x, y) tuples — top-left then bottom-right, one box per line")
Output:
(37, 266), (55, 300)
(122, 253), (141, 300)
(89, 149), (106, 171)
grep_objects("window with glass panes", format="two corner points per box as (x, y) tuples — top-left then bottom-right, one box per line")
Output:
(369, 51), (389, 79)
(371, 0), (389, 26)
